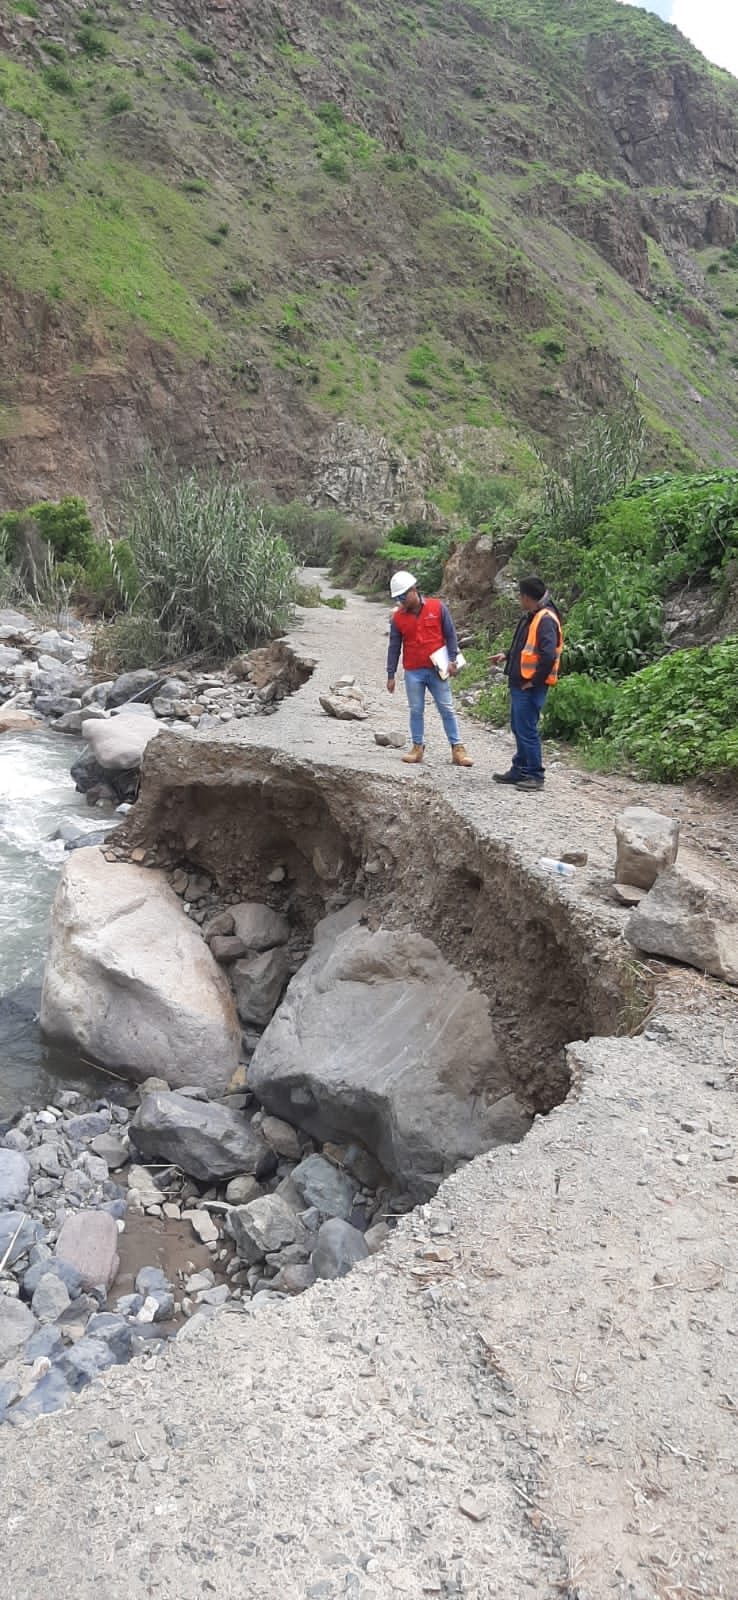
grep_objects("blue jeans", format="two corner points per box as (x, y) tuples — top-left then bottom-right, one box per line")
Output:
(404, 668), (460, 747)
(509, 685), (548, 780)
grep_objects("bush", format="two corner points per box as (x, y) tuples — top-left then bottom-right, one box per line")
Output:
(119, 466), (297, 659)
(42, 65), (74, 94)
(565, 559), (665, 679)
(607, 639), (738, 781)
(90, 611), (169, 674)
(455, 472), (516, 529)
(322, 152), (348, 181)
(537, 387), (645, 547)
(541, 674), (618, 741)
(106, 92), (132, 116)
(75, 25), (107, 56)
(268, 502), (356, 566)
(190, 43), (216, 64)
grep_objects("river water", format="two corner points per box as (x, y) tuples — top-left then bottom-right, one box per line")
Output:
(0, 729), (110, 1116)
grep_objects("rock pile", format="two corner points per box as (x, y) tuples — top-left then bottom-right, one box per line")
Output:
(0, 1075), (398, 1426)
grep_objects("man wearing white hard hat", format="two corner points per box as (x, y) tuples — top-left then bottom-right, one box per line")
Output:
(386, 571), (473, 766)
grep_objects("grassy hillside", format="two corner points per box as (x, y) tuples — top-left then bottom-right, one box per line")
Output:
(2, 0), (738, 511)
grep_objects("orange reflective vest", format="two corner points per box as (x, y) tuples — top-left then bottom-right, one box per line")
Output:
(520, 607), (563, 686)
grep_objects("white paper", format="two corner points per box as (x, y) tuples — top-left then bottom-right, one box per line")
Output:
(429, 645), (467, 679)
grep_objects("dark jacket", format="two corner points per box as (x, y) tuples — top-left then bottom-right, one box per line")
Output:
(505, 593), (562, 690)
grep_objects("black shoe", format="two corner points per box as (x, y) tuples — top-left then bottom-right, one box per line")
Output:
(492, 770), (522, 785)
(515, 776), (544, 791)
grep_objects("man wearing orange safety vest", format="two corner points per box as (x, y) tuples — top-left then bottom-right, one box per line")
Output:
(489, 576), (563, 791)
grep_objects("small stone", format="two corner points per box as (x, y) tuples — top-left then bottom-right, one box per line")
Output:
(458, 1490), (491, 1522)
(225, 1174), (262, 1206)
(311, 1218), (369, 1280)
(613, 882), (646, 906)
(0, 1296), (36, 1361)
(292, 1154), (357, 1221)
(560, 849), (588, 866)
(0, 1149), (31, 1206)
(261, 1115), (302, 1162)
(182, 1209), (219, 1244)
(31, 1273), (71, 1324)
(55, 1208), (120, 1290)
(374, 730), (406, 749)
(162, 1202), (181, 1220)
(267, 866), (286, 883)
(184, 1269), (215, 1294)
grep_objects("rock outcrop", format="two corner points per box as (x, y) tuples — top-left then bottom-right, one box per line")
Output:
(249, 926), (531, 1199)
(41, 850), (241, 1092)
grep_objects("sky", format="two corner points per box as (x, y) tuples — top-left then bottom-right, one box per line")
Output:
(618, 0), (738, 78)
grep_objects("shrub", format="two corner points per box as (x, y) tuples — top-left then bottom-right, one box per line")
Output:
(387, 520), (438, 550)
(268, 502), (356, 566)
(537, 388), (645, 546)
(42, 65), (74, 94)
(90, 611), (169, 674)
(41, 40), (67, 60)
(565, 559), (665, 679)
(119, 465), (297, 659)
(229, 278), (253, 302)
(106, 92), (132, 116)
(190, 43), (216, 64)
(541, 674), (618, 741)
(322, 152), (348, 180)
(608, 639), (738, 781)
(75, 25), (107, 56)
(455, 472), (516, 529)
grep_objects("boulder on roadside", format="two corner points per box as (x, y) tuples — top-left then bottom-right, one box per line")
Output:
(319, 686), (368, 721)
(131, 1091), (273, 1182)
(84, 713), (160, 772)
(626, 856), (738, 985)
(55, 1208), (120, 1291)
(41, 851), (241, 1093)
(249, 926), (531, 1199)
(231, 948), (290, 1027)
(615, 806), (679, 891)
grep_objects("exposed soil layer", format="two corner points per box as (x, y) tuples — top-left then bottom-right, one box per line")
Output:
(121, 739), (647, 1117)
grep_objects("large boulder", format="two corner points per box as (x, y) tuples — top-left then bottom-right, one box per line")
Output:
(84, 713), (161, 772)
(55, 1209), (120, 1291)
(615, 807), (679, 891)
(249, 927), (531, 1199)
(106, 668), (159, 707)
(626, 857), (738, 985)
(41, 851), (241, 1093)
(131, 1091), (273, 1182)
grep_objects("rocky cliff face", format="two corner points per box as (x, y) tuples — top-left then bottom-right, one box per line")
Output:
(2, 0), (738, 517)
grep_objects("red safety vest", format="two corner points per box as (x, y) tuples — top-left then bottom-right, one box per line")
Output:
(392, 597), (445, 671)
(520, 607), (563, 686)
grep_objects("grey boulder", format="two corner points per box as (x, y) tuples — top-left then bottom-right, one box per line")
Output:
(0, 1297), (37, 1361)
(41, 851), (241, 1093)
(311, 1218), (369, 1280)
(106, 668), (158, 707)
(615, 806), (679, 891)
(0, 1211), (44, 1267)
(0, 1149), (30, 1207)
(249, 927), (531, 1199)
(229, 1194), (310, 1265)
(231, 948), (289, 1027)
(230, 903), (290, 951)
(626, 856), (738, 985)
(31, 1272), (72, 1323)
(131, 1091), (273, 1183)
(291, 1154), (356, 1221)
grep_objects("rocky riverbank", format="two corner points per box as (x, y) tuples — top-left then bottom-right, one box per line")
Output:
(0, 1061), (404, 1426)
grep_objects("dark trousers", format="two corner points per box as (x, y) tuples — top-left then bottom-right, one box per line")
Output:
(509, 685), (548, 781)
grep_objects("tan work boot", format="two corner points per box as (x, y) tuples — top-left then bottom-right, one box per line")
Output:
(451, 743), (473, 767)
(401, 743), (425, 764)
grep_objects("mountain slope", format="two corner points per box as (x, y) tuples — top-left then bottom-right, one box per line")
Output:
(2, 0), (738, 516)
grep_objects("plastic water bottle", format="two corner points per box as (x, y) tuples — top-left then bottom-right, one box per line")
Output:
(537, 857), (576, 880)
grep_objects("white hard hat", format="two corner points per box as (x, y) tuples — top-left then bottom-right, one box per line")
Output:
(390, 570), (417, 600)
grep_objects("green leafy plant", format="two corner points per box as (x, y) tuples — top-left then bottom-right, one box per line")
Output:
(106, 91), (132, 116)
(75, 25), (107, 57)
(42, 65), (75, 94)
(541, 673), (618, 741)
(119, 465), (297, 659)
(608, 639), (738, 780)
